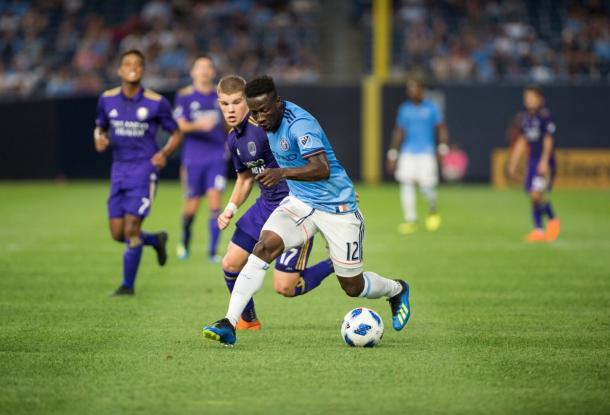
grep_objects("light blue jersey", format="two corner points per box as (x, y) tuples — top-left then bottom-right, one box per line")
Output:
(395, 99), (442, 154)
(266, 101), (357, 214)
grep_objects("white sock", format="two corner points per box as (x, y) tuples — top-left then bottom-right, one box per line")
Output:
(225, 254), (269, 326)
(400, 183), (416, 222)
(421, 186), (438, 212)
(359, 271), (403, 299)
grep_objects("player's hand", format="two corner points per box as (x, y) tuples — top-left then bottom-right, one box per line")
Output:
(386, 159), (397, 175)
(255, 168), (284, 188)
(217, 210), (234, 230)
(536, 160), (548, 176)
(151, 151), (167, 169)
(355, 191), (360, 203)
(94, 132), (110, 153)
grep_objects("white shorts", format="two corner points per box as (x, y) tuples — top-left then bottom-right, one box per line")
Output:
(262, 196), (365, 277)
(395, 153), (438, 187)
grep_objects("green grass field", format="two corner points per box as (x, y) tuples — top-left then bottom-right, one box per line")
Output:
(1, 182), (609, 415)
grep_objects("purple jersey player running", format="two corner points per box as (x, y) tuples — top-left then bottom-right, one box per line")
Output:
(508, 85), (561, 243)
(173, 55), (227, 262)
(94, 49), (182, 296)
(215, 75), (334, 330)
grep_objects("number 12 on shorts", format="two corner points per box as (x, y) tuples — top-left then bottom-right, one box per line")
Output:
(346, 241), (360, 261)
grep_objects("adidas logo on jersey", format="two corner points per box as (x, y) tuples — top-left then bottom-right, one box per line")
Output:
(109, 108), (119, 118)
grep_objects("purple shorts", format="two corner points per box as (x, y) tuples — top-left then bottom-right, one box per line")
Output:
(183, 160), (226, 199)
(108, 172), (158, 219)
(232, 197), (315, 272)
(525, 158), (556, 193)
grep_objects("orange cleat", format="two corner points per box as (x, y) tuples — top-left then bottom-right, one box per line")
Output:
(236, 318), (261, 331)
(545, 218), (561, 241)
(524, 229), (546, 243)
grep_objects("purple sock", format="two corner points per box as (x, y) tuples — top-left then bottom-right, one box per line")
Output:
(122, 241), (143, 288)
(182, 215), (194, 250)
(208, 210), (221, 257)
(532, 204), (544, 229)
(293, 259), (334, 296)
(542, 202), (555, 219)
(223, 270), (257, 322)
(140, 232), (159, 248)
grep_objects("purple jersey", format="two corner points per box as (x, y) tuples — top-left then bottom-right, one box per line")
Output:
(228, 114), (288, 204)
(520, 108), (556, 160)
(96, 87), (177, 185)
(173, 86), (226, 165)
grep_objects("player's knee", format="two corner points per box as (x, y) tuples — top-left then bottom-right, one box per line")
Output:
(110, 229), (124, 242)
(341, 284), (361, 298)
(253, 234), (283, 262)
(221, 256), (241, 273)
(273, 280), (295, 297)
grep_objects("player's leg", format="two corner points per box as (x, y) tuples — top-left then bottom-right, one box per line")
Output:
(315, 209), (411, 331)
(109, 218), (125, 242)
(420, 154), (441, 232)
(115, 214), (144, 295)
(543, 160), (560, 241)
(204, 163), (226, 262)
(202, 197), (315, 344)
(395, 153), (418, 234)
(273, 237), (333, 297)
(524, 168), (547, 242)
(177, 165), (202, 259)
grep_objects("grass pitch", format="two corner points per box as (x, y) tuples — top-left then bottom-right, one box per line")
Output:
(0, 182), (609, 415)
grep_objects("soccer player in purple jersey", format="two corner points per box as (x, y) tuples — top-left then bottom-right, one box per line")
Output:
(94, 49), (182, 296)
(215, 75), (334, 330)
(508, 85), (561, 242)
(173, 55), (227, 262)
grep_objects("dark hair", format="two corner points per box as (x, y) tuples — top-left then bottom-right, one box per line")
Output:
(193, 54), (215, 67)
(525, 84), (543, 97)
(119, 49), (145, 66)
(245, 75), (277, 98)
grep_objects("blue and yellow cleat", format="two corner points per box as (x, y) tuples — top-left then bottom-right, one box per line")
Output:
(176, 243), (189, 260)
(388, 280), (411, 331)
(202, 318), (236, 346)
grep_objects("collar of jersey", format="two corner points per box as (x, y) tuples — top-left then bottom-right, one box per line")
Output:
(120, 87), (144, 102)
(234, 113), (251, 138)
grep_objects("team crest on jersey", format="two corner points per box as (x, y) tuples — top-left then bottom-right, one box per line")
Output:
(109, 108), (119, 118)
(136, 107), (149, 121)
(190, 101), (200, 110)
(279, 137), (290, 151)
(299, 135), (312, 149)
(247, 141), (257, 156)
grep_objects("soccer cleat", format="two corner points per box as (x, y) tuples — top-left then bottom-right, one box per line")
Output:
(154, 231), (168, 266)
(425, 213), (441, 232)
(388, 280), (411, 331)
(176, 243), (189, 260)
(202, 318), (236, 346)
(236, 318), (262, 331)
(524, 229), (545, 243)
(545, 219), (561, 241)
(398, 222), (418, 235)
(112, 285), (134, 296)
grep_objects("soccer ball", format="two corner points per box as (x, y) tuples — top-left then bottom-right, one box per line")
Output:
(341, 307), (384, 347)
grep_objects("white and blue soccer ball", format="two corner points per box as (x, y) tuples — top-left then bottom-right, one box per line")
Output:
(341, 307), (384, 347)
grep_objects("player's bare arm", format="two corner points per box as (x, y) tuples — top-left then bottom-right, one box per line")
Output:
(151, 129), (183, 168)
(94, 127), (110, 153)
(386, 126), (405, 174)
(508, 135), (526, 179)
(537, 134), (554, 176)
(436, 123), (449, 155)
(218, 170), (255, 230)
(255, 152), (330, 187)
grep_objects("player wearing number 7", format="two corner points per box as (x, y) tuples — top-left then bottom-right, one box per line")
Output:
(94, 49), (182, 296)
(214, 75), (334, 330)
(202, 75), (411, 345)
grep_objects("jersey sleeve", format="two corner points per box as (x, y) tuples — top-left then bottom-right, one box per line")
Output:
(230, 141), (248, 173)
(543, 113), (556, 136)
(431, 103), (444, 125)
(290, 118), (325, 159)
(95, 96), (109, 129)
(173, 94), (186, 121)
(158, 97), (179, 133)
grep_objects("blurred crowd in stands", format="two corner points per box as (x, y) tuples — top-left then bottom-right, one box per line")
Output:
(362, 0), (610, 83)
(1, 0), (609, 99)
(0, 0), (320, 98)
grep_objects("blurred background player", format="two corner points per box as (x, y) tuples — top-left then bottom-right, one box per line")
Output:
(386, 79), (449, 235)
(215, 75), (334, 330)
(508, 86), (560, 243)
(202, 76), (411, 346)
(94, 49), (182, 296)
(173, 55), (227, 262)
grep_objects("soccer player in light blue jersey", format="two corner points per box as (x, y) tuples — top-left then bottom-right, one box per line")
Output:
(386, 79), (449, 234)
(202, 76), (411, 346)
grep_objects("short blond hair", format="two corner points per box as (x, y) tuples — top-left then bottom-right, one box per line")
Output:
(217, 75), (246, 95)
